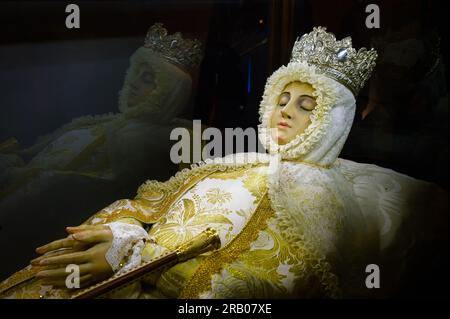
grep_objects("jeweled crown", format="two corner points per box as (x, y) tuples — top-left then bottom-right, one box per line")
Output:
(143, 23), (203, 70)
(291, 27), (378, 96)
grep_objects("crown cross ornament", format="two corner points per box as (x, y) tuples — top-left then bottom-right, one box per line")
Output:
(291, 27), (378, 96)
(144, 23), (203, 70)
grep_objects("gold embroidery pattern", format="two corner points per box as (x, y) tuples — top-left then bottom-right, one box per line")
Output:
(221, 228), (291, 297)
(206, 166), (249, 180)
(85, 168), (215, 225)
(0, 266), (38, 297)
(150, 195), (233, 251)
(241, 167), (268, 202)
(178, 191), (273, 299)
(86, 162), (266, 226)
(284, 159), (334, 169)
(199, 225), (329, 298)
(205, 188), (232, 205)
(268, 184), (343, 298)
(0, 266), (74, 299)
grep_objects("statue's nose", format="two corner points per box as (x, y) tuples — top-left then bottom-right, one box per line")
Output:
(281, 108), (292, 119)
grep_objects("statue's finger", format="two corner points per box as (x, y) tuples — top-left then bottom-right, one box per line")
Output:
(39, 251), (89, 266)
(66, 225), (108, 234)
(36, 263), (91, 280)
(72, 229), (112, 244)
(35, 236), (76, 254)
(79, 274), (94, 288)
(38, 278), (67, 287)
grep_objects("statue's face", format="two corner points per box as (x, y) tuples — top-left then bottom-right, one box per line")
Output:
(270, 81), (317, 145)
(127, 62), (157, 108)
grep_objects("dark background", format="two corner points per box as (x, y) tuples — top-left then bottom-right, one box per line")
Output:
(0, 0), (448, 298)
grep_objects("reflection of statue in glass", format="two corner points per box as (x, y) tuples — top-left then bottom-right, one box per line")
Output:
(0, 24), (203, 279)
(1, 23), (202, 184)
(0, 27), (437, 299)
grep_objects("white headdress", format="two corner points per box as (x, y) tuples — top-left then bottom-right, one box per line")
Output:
(118, 23), (203, 123)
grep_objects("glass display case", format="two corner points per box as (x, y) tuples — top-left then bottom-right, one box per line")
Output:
(0, 0), (447, 300)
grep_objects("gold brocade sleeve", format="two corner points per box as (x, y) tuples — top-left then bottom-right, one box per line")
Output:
(83, 158), (268, 227)
(83, 167), (216, 226)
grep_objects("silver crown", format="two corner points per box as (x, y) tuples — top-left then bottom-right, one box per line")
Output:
(143, 23), (203, 70)
(291, 27), (378, 96)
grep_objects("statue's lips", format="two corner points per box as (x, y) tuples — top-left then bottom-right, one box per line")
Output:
(277, 122), (291, 128)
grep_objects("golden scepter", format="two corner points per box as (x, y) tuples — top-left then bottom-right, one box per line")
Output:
(71, 227), (220, 299)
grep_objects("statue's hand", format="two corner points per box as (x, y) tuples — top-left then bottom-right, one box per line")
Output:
(31, 225), (114, 288)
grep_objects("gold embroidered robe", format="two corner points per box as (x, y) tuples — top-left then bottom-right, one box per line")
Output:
(0, 161), (337, 299)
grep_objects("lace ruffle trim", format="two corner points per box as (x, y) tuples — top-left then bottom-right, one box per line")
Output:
(105, 222), (149, 275)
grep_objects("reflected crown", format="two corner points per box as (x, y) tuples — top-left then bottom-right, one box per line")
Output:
(143, 23), (203, 70)
(291, 27), (378, 96)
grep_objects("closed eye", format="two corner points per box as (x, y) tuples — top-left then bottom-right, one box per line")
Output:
(278, 92), (290, 106)
(297, 96), (316, 111)
(299, 105), (315, 111)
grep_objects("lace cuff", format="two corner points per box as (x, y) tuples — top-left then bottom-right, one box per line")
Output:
(105, 222), (149, 275)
